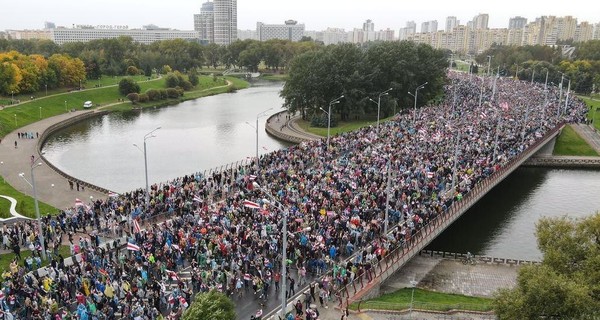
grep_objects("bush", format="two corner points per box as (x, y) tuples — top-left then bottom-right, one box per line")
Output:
(165, 74), (180, 88)
(146, 89), (160, 101)
(189, 73), (199, 86)
(119, 78), (140, 95)
(126, 66), (139, 76)
(181, 80), (193, 91)
(138, 93), (149, 103)
(166, 88), (180, 98)
(126, 92), (139, 103)
(159, 89), (168, 99)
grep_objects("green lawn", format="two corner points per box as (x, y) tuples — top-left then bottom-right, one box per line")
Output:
(0, 245), (70, 277)
(0, 181), (57, 218)
(349, 288), (493, 312)
(553, 125), (599, 156)
(297, 117), (391, 137)
(579, 96), (600, 131)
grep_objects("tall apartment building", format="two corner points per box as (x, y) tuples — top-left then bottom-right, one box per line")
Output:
(472, 14), (489, 30)
(575, 21), (594, 42)
(194, 1), (214, 43)
(256, 20), (305, 42)
(445, 16), (459, 32)
(420, 20), (438, 33)
(376, 28), (395, 41)
(237, 29), (257, 40)
(213, 0), (237, 45)
(509, 16), (527, 30)
(49, 26), (200, 45)
(398, 21), (416, 40)
(594, 23), (600, 40)
(363, 19), (375, 32)
(323, 28), (347, 45)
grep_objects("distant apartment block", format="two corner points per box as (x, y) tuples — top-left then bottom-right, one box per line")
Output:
(257, 20), (305, 42)
(6, 29), (52, 40)
(237, 29), (257, 40)
(509, 16), (528, 30)
(446, 16), (459, 32)
(194, 1), (214, 43)
(421, 20), (438, 33)
(322, 28), (347, 45)
(213, 0), (237, 45)
(398, 21), (416, 41)
(472, 13), (489, 30)
(49, 26), (199, 45)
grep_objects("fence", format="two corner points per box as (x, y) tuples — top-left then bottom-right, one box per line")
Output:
(354, 300), (494, 313)
(264, 122), (564, 319)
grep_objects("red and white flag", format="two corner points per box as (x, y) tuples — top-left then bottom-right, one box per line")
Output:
(75, 198), (84, 207)
(166, 269), (180, 281)
(133, 219), (141, 234)
(480, 112), (488, 119)
(193, 195), (203, 202)
(108, 192), (119, 198)
(243, 200), (260, 209)
(500, 102), (509, 111)
(127, 242), (140, 251)
(248, 175), (257, 181)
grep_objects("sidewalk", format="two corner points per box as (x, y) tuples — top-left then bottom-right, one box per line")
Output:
(573, 123), (600, 154)
(0, 110), (107, 212)
(265, 111), (322, 143)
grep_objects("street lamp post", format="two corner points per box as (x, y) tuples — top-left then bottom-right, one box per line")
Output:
(11, 91), (14, 103)
(544, 69), (549, 90)
(39, 107), (42, 119)
(45, 84), (48, 96)
(65, 100), (67, 112)
(369, 88), (393, 128)
(14, 114), (17, 126)
(326, 95), (344, 149)
(564, 79), (571, 115)
(486, 55), (493, 76)
(134, 127), (161, 207)
(254, 108), (273, 170)
(531, 70), (535, 85)
(409, 82), (428, 123)
(19, 159), (46, 261)
(557, 73), (566, 117)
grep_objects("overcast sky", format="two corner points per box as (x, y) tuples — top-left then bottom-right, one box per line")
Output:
(2, 0), (598, 32)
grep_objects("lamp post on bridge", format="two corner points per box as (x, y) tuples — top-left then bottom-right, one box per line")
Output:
(18, 154), (47, 261)
(134, 126), (161, 207)
(326, 95), (344, 150)
(251, 108), (273, 171)
(409, 82), (427, 123)
(368, 88), (393, 129)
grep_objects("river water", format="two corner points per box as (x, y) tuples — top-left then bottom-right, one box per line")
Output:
(42, 81), (600, 260)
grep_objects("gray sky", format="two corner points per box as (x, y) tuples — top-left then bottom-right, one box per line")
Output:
(2, 0), (598, 32)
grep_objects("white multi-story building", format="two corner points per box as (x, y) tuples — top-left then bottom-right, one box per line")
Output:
(237, 29), (257, 40)
(363, 19), (375, 32)
(303, 30), (323, 42)
(472, 14), (489, 30)
(376, 28), (395, 41)
(421, 20), (438, 33)
(49, 26), (200, 45)
(594, 23), (600, 40)
(575, 21), (594, 42)
(256, 20), (305, 42)
(213, 0), (237, 45)
(323, 28), (347, 45)
(445, 16), (459, 32)
(194, 1), (214, 43)
(398, 21), (416, 40)
(6, 29), (52, 40)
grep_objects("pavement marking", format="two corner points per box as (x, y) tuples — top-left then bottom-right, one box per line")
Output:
(0, 195), (33, 221)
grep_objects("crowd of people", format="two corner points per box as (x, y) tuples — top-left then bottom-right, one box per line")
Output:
(0, 72), (588, 320)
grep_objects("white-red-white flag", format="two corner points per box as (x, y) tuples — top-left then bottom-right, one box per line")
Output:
(243, 200), (260, 209)
(133, 219), (141, 233)
(127, 242), (140, 251)
(166, 269), (180, 281)
(75, 198), (84, 207)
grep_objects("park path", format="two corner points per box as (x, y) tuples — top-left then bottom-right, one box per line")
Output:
(572, 124), (600, 154)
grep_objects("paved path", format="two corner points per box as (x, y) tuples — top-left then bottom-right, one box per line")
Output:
(573, 124), (600, 154)
(265, 111), (322, 143)
(0, 110), (108, 212)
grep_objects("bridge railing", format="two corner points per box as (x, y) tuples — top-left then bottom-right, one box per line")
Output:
(331, 122), (566, 309)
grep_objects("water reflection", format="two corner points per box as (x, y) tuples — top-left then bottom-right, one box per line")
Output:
(42, 82), (292, 193)
(427, 167), (600, 260)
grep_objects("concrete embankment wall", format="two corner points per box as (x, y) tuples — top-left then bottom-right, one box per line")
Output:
(37, 110), (113, 194)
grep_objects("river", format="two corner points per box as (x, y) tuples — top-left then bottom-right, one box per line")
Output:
(42, 81), (600, 261)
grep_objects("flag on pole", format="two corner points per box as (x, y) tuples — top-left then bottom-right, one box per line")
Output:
(108, 192), (119, 198)
(193, 195), (203, 202)
(127, 242), (140, 251)
(75, 198), (84, 207)
(500, 102), (509, 111)
(133, 219), (141, 234)
(243, 200), (260, 209)
(480, 112), (488, 119)
(248, 175), (257, 181)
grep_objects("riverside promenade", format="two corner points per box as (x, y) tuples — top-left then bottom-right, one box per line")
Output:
(0, 110), (108, 213)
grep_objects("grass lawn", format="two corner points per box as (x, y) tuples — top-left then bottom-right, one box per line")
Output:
(553, 125), (599, 156)
(0, 245), (70, 276)
(579, 96), (600, 131)
(349, 288), (493, 312)
(0, 181), (57, 219)
(297, 117), (392, 137)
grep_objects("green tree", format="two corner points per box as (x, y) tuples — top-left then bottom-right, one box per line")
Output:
(188, 73), (199, 86)
(182, 290), (236, 320)
(494, 213), (600, 319)
(126, 92), (139, 103)
(126, 66), (139, 76)
(118, 77), (140, 95)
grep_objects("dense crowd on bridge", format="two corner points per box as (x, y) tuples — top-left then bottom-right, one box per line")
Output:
(0, 72), (588, 320)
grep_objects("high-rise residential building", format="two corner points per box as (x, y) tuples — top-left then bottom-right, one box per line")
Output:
(303, 30), (324, 42)
(421, 20), (438, 33)
(257, 20), (305, 42)
(472, 13), (489, 30)
(575, 21), (594, 42)
(323, 27), (347, 45)
(48, 26), (199, 45)
(398, 21), (416, 40)
(213, 0), (237, 45)
(194, 1), (214, 43)
(376, 28), (395, 41)
(508, 16), (527, 30)
(445, 16), (458, 32)
(237, 29), (257, 40)
(593, 23), (600, 40)
(363, 19), (375, 32)
(556, 16), (577, 41)
(44, 21), (56, 29)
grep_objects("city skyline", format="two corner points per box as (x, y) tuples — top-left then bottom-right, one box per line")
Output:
(2, 0), (598, 33)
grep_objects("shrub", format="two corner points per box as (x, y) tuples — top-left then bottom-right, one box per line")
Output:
(166, 88), (180, 98)
(159, 89), (168, 99)
(146, 89), (160, 101)
(126, 92), (139, 103)
(165, 74), (180, 88)
(119, 78), (141, 95)
(188, 73), (199, 86)
(181, 80), (193, 91)
(126, 66), (139, 76)
(138, 93), (149, 103)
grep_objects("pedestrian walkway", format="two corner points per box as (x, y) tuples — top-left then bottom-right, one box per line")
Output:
(573, 123), (600, 154)
(0, 110), (107, 212)
(265, 111), (322, 143)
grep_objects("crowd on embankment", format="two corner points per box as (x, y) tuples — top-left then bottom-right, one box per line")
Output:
(0, 72), (587, 320)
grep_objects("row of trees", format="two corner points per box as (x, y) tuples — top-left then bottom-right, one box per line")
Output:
(475, 41), (600, 94)
(0, 37), (320, 79)
(281, 41), (448, 122)
(0, 51), (85, 95)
